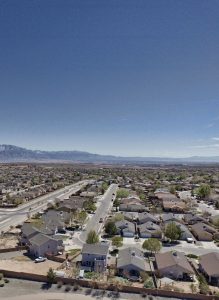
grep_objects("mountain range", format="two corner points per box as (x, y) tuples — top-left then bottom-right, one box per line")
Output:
(0, 144), (219, 164)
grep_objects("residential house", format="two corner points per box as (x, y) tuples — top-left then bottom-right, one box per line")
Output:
(162, 199), (186, 213)
(119, 203), (148, 213)
(41, 209), (70, 233)
(184, 214), (206, 225)
(191, 222), (219, 241)
(138, 222), (162, 239)
(57, 196), (87, 212)
(81, 243), (109, 272)
(117, 247), (151, 279)
(161, 213), (179, 223)
(28, 233), (64, 257)
(115, 220), (135, 237)
(120, 196), (143, 206)
(20, 223), (39, 245)
(155, 251), (194, 280)
(199, 252), (219, 286)
(138, 212), (159, 224)
(122, 212), (138, 222)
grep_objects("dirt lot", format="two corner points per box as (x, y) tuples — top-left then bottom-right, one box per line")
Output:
(0, 255), (61, 275)
(0, 235), (19, 249)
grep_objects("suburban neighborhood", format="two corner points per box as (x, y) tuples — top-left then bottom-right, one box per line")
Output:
(0, 164), (219, 299)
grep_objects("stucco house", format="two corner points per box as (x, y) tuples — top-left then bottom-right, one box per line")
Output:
(155, 251), (194, 280)
(81, 243), (109, 273)
(138, 212), (159, 224)
(117, 247), (151, 279)
(28, 233), (64, 257)
(138, 222), (162, 238)
(191, 222), (219, 241)
(115, 220), (136, 237)
(199, 252), (219, 286)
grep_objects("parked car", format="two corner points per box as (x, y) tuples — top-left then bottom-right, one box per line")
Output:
(35, 257), (46, 263)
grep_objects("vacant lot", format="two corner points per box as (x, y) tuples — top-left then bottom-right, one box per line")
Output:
(0, 255), (61, 275)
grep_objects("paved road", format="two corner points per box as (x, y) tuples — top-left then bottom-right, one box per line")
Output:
(0, 180), (90, 232)
(79, 184), (118, 243)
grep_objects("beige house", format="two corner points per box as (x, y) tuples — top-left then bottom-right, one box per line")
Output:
(199, 252), (219, 286)
(155, 251), (194, 280)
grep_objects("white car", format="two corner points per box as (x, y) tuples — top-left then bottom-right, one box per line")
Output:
(35, 256), (46, 263)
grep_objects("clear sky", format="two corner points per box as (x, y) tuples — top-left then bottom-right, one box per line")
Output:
(0, 0), (219, 157)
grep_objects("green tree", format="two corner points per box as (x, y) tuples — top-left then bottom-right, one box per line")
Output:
(142, 238), (162, 254)
(78, 210), (88, 225)
(83, 200), (96, 212)
(112, 213), (124, 222)
(113, 199), (120, 207)
(139, 193), (146, 201)
(105, 221), (117, 236)
(101, 182), (108, 194)
(190, 283), (197, 294)
(112, 236), (123, 247)
(116, 188), (129, 199)
(198, 274), (210, 295)
(86, 230), (99, 244)
(197, 184), (211, 199)
(169, 186), (176, 195)
(165, 222), (181, 242)
(47, 268), (56, 284)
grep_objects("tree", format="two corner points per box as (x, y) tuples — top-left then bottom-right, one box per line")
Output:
(83, 200), (96, 212)
(113, 199), (120, 207)
(190, 283), (197, 294)
(198, 274), (210, 295)
(112, 236), (123, 247)
(142, 238), (161, 254)
(116, 188), (129, 199)
(197, 184), (211, 199)
(101, 182), (108, 194)
(47, 268), (56, 284)
(165, 222), (181, 242)
(78, 210), (88, 225)
(112, 213), (124, 222)
(169, 186), (176, 195)
(86, 230), (99, 244)
(105, 221), (117, 236)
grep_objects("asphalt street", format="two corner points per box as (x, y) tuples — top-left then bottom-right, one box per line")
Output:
(79, 184), (118, 243)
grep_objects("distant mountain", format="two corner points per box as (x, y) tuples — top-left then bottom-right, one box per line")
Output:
(0, 144), (219, 164)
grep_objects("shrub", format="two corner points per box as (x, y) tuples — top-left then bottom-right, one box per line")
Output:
(57, 281), (63, 289)
(65, 284), (71, 292)
(187, 254), (198, 259)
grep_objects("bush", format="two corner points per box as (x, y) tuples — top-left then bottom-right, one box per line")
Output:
(187, 253), (198, 259)
(73, 283), (79, 291)
(144, 278), (154, 288)
(57, 281), (63, 289)
(65, 284), (71, 292)
(0, 281), (4, 287)
(112, 236), (123, 247)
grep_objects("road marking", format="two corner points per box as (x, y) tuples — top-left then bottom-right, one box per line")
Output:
(0, 218), (11, 224)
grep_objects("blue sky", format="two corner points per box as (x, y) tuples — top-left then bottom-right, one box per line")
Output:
(0, 0), (219, 157)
